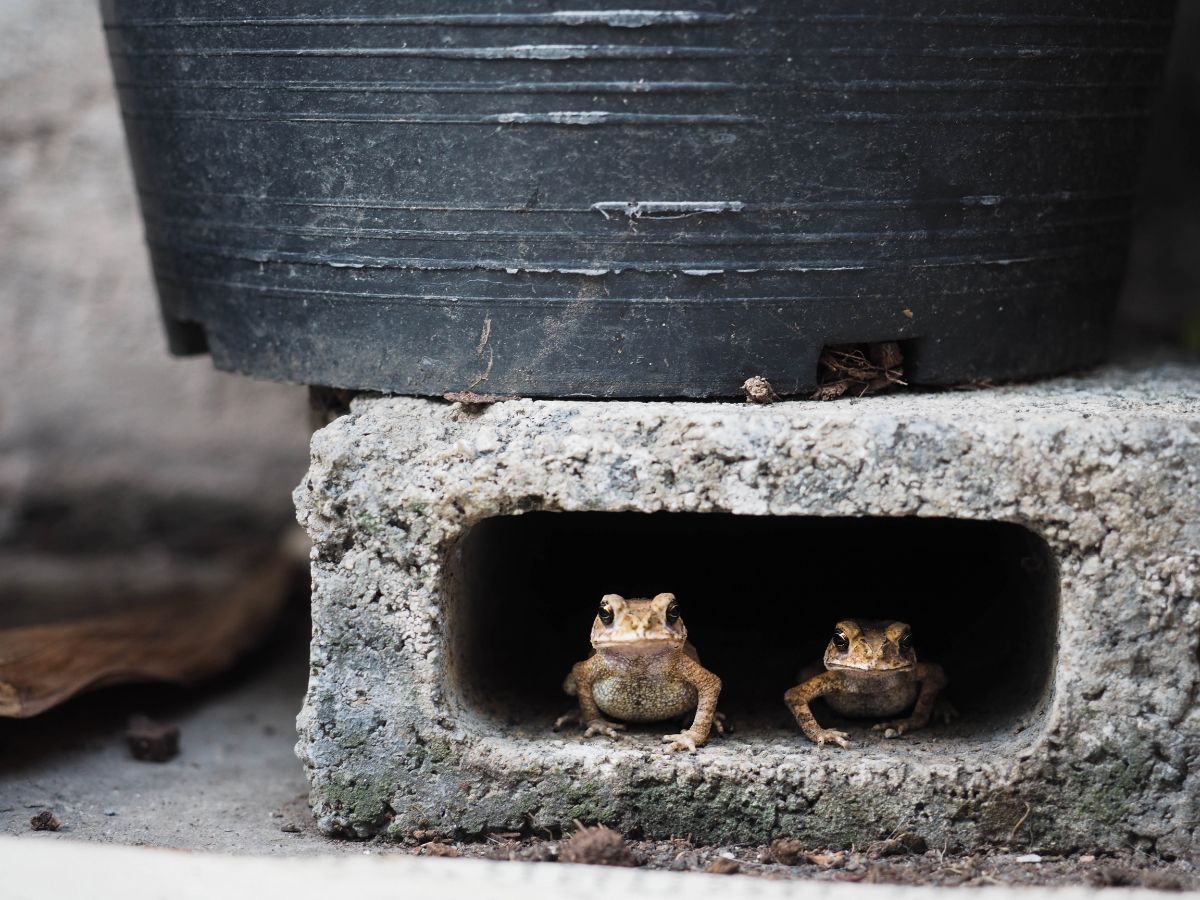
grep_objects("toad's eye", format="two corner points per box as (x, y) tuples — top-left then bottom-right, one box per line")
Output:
(597, 603), (614, 626)
(666, 601), (681, 624)
(899, 631), (913, 650)
(832, 630), (849, 651)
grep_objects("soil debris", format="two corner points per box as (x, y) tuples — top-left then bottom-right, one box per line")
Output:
(125, 715), (180, 762)
(419, 842), (460, 858)
(29, 810), (60, 831)
(443, 391), (520, 406)
(741, 376), (780, 405)
(808, 851), (848, 869)
(560, 824), (639, 867)
(69, 815), (1186, 890)
(867, 832), (928, 859)
(811, 342), (906, 401)
(767, 839), (848, 869)
(1090, 865), (1187, 891)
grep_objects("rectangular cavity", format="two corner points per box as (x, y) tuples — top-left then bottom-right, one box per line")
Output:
(447, 513), (1058, 745)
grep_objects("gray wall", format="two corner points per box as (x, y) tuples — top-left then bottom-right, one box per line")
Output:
(0, 0), (309, 546)
(1123, 0), (1200, 345)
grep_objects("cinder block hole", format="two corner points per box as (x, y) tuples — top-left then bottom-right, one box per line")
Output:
(448, 513), (1057, 743)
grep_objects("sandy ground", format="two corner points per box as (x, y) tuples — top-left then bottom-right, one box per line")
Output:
(0, 599), (1195, 889)
(0, 598), (327, 856)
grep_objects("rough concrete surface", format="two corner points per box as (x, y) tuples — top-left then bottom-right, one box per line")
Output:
(296, 358), (1200, 856)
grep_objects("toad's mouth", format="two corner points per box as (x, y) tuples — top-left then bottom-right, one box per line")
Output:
(827, 660), (916, 673)
(593, 637), (685, 654)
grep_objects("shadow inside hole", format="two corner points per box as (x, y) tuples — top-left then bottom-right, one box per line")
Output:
(449, 513), (1058, 738)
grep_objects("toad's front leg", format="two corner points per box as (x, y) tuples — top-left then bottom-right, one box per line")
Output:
(662, 657), (722, 753)
(785, 671), (851, 748)
(561, 659), (626, 740)
(873, 661), (947, 738)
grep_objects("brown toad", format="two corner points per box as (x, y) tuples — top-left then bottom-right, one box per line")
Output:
(784, 619), (947, 748)
(555, 593), (722, 752)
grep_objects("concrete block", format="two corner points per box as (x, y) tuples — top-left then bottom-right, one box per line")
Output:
(295, 359), (1200, 856)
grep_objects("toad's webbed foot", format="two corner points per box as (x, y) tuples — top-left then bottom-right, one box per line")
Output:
(582, 718), (626, 739)
(813, 727), (852, 749)
(662, 727), (706, 753)
(553, 710), (579, 731)
(554, 711), (626, 739)
(873, 718), (919, 738)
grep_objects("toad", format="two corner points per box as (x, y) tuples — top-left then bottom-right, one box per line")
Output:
(555, 593), (723, 752)
(784, 619), (947, 748)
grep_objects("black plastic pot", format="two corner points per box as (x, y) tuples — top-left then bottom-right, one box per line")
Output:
(102, 1), (1175, 397)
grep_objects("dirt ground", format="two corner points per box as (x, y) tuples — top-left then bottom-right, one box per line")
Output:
(0, 598), (1194, 890)
(395, 830), (1196, 891)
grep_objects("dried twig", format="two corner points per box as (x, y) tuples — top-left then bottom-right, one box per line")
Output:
(811, 342), (907, 401)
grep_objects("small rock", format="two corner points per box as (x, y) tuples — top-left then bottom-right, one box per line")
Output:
(125, 716), (180, 762)
(671, 850), (701, 871)
(518, 842), (559, 863)
(30, 810), (60, 832)
(560, 825), (638, 867)
(1015, 853), (1043, 863)
(706, 856), (740, 875)
(1079, 854), (1096, 863)
(768, 838), (808, 866)
(103, 809), (117, 817)
(741, 376), (780, 405)
(280, 823), (301, 834)
(809, 851), (848, 869)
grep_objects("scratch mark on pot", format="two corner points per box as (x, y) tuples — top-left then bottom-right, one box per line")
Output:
(105, 11), (734, 30)
(119, 44), (749, 61)
(123, 108), (756, 127)
(469, 347), (495, 389)
(591, 201), (746, 220)
(476, 316), (492, 355)
(505, 266), (613, 275)
(521, 11), (732, 28)
(491, 111), (754, 126)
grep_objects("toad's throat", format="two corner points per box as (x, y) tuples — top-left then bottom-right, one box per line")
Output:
(594, 638), (684, 656)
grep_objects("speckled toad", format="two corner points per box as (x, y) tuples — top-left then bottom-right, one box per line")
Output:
(556, 593), (723, 752)
(784, 618), (947, 748)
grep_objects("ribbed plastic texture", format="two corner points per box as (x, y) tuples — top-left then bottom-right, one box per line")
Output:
(102, 1), (1175, 397)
